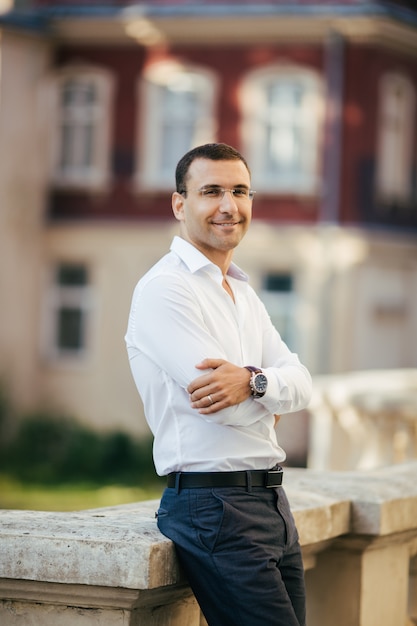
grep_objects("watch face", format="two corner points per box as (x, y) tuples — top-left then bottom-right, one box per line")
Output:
(254, 373), (268, 394)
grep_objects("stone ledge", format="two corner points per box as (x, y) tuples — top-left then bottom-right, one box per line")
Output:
(0, 501), (181, 590)
(1, 462), (417, 594)
(0, 578), (194, 611)
(286, 484), (350, 546)
(286, 461), (417, 535)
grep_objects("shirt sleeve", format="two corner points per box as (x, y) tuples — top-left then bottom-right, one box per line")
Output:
(128, 272), (226, 385)
(127, 271), (270, 427)
(127, 270), (312, 426)
(254, 295), (312, 415)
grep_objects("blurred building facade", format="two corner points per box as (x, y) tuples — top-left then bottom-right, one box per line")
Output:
(0, 0), (417, 437)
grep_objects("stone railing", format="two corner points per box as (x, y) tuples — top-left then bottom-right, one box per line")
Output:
(307, 369), (417, 471)
(1, 462), (417, 626)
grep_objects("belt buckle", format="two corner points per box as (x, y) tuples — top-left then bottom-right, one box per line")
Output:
(265, 467), (283, 488)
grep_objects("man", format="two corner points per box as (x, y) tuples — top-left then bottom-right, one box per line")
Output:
(125, 143), (312, 626)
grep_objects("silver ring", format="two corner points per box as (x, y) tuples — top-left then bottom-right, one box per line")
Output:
(207, 394), (214, 405)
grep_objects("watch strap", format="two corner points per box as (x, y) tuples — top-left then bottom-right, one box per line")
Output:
(244, 366), (267, 397)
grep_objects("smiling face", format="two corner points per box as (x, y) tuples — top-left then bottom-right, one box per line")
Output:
(172, 157), (253, 272)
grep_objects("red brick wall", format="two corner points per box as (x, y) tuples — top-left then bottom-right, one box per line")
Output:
(51, 43), (323, 224)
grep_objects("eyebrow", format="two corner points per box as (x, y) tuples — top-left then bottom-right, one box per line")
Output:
(201, 183), (250, 189)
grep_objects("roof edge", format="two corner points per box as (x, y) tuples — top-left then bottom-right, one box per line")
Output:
(1, 2), (416, 36)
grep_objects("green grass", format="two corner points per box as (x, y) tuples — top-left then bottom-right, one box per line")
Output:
(0, 474), (163, 512)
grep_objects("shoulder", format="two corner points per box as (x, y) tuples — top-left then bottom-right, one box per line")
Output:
(132, 252), (195, 304)
(136, 252), (182, 287)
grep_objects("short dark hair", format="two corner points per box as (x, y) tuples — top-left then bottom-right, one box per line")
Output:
(175, 143), (250, 195)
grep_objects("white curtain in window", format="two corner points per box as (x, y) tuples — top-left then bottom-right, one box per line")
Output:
(136, 61), (217, 189)
(241, 66), (323, 193)
(376, 73), (415, 203)
(59, 78), (98, 173)
(48, 67), (114, 190)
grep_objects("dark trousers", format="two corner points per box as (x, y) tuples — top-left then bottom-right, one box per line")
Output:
(156, 484), (306, 626)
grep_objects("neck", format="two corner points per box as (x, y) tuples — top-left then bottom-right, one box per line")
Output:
(179, 235), (234, 275)
(222, 275), (235, 302)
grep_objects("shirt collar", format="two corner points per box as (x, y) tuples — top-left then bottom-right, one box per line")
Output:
(170, 236), (249, 282)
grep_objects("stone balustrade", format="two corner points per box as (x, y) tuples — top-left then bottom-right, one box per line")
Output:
(307, 369), (417, 471)
(1, 461), (417, 626)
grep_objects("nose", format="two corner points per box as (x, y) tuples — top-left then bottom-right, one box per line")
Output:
(219, 189), (238, 213)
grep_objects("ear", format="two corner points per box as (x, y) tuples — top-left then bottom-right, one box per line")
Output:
(172, 192), (185, 222)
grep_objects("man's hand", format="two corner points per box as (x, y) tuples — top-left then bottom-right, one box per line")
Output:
(187, 358), (251, 414)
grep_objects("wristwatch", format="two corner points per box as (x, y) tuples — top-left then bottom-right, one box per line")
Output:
(244, 366), (268, 398)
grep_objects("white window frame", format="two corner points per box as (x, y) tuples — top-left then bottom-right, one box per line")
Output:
(134, 60), (218, 191)
(48, 66), (115, 191)
(240, 65), (324, 194)
(259, 273), (297, 350)
(375, 72), (415, 204)
(41, 262), (93, 362)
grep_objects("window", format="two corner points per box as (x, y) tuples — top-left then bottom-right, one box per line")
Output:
(43, 263), (92, 360)
(260, 273), (296, 349)
(240, 66), (323, 193)
(135, 60), (218, 190)
(376, 73), (415, 204)
(50, 67), (114, 190)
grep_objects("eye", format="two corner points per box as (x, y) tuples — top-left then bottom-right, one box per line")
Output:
(201, 187), (222, 198)
(232, 188), (248, 197)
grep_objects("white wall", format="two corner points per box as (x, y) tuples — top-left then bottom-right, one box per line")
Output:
(0, 30), (52, 412)
(36, 222), (417, 439)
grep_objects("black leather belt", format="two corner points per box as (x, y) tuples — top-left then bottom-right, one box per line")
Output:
(167, 466), (283, 489)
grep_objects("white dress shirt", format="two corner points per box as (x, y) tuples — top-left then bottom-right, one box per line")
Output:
(125, 236), (312, 475)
